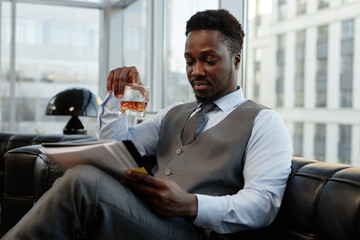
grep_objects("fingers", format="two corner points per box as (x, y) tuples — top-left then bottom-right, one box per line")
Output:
(106, 70), (114, 93)
(142, 174), (151, 183)
(121, 172), (160, 198)
(117, 68), (128, 98)
(106, 66), (141, 98)
(127, 67), (141, 86)
(122, 170), (165, 194)
(127, 169), (161, 188)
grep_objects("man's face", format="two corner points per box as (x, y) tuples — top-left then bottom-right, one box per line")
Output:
(184, 30), (240, 103)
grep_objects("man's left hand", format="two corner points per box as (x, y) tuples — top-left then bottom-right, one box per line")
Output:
(120, 170), (198, 219)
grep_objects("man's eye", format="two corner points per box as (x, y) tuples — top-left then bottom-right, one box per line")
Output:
(186, 61), (194, 66)
(206, 60), (216, 65)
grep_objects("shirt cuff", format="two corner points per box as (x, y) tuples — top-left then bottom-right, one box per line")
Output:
(193, 194), (223, 230)
(101, 92), (121, 112)
(98, 93), (126, 138)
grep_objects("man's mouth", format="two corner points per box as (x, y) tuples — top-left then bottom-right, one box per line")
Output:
(191, 81), (210, 89)
(191, 80), (210, 87)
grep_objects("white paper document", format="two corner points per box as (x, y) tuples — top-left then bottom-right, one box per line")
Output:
(39, 140), (151, 178)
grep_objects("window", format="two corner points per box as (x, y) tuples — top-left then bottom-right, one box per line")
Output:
(276, 35), (285, 107)
(317, 25), (328, 44)
(164, 0), (219, 107)
(340, 19), (354, 108)
(296, 0), (306, 15)
(295, 30), (305, 107)
(296, 30), (306, 48)
(338, 125), (352, 164)
(253, 49), (262, 102)
(318, 0), (330, 9)
(3, 0), (359, 167)
(294, 62), (304, 107)
(75, 0), (102, 2)
(247, 1), (360, 166)
(123, 0), (148, 84)
(293, 122), (304, 156)
(314, 124), (326, 162)
(254, 0), (262, 37)
(342, 19), (355, 39)
(278, 0), (287, 20)
(1, 2), (101, 135)
(1, 1), (10, 125)
(343, 0), (360, 3)
(316, 25), (328, 108)
(1, 2), (11, 130)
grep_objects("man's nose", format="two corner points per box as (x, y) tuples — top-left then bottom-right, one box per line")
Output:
(191, 62), (205, 76)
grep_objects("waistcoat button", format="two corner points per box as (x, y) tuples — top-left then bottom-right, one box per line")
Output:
(176, 148), (182, 155)
(164, 169), (171, 176)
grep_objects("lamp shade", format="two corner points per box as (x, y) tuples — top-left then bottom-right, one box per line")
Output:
(45, 88), (100, 116)
(45, 88), (101, 135)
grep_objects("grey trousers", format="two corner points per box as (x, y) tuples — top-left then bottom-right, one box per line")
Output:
(2, 165), (203, 240)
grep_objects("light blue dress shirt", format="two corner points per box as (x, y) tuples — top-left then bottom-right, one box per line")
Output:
(97, 88), (293, 233)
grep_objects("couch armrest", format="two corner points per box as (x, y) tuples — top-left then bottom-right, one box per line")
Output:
(0, 133), (93, 198)
(0, 134), (96, 236)
(277, 157), (360, 240)
(33, 153), (64, 202)
(1, 145), (43, 236)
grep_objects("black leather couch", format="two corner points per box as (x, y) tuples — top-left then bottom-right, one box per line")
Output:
(1, 132), (360, 239)
(0, 132), (95, 236)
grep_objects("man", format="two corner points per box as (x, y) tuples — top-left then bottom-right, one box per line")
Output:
(2, 9), (292, 240)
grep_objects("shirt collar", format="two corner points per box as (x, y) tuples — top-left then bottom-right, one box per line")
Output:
(214, 86), (246, 112)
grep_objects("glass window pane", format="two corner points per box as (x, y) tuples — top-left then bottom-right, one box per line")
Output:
(1, 3), (100, 136)
(247, 1), (360, 166)
(338, 125), (352, 164)
(342, 19), (354, 39)
(293, 122), (304, 156)
(164, 0), (219, 106)
(1, 2), (11, 131)
(343, 0), (360, 3)
(73, 0), (103, 2)
(314, 124), (326, 162)
(278, 0), (287, 20)
(318, 0), (330, 9)
(123, 0), (148, 84)
(296, 0), (306, 15)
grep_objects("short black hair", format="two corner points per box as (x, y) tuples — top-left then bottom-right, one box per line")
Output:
(185, 9), (245, 56)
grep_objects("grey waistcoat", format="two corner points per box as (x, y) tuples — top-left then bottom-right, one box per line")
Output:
(154, 100), (265, 196)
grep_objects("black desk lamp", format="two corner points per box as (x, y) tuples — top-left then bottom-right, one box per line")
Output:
(45, 88), (101, 135)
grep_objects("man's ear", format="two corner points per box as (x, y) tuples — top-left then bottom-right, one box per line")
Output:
(234, 54), (241, 70)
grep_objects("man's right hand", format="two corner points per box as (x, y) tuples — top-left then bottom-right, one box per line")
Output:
(107, 66), (142, 98)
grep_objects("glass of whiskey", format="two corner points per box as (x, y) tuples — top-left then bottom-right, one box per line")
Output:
(120, 84), (150, 117)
